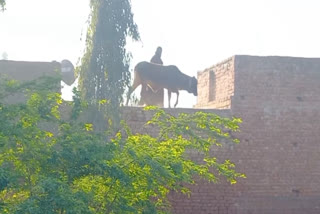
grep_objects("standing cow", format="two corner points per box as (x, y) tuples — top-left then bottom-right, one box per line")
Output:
(126, 61), (197, 108)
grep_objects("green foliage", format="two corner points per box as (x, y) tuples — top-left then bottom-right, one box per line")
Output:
(0, 0), (5, 11)
(71, 87), (87, 120)
(0, 77), (244, 213)
(78, 0), (139, 107)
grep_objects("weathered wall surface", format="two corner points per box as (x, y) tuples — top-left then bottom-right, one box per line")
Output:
(226, 55), (320, 214)
(0, 60), (62, 104)
(0, 60), (61, 82)
(0, 60), (76, 103)
(124, 56), (320, 214)
(122, 106), (231, 136)
(2, 56), (320, 213)
(0, 59), (75, 86)
(196, 57), (235, 109)
(232, 55), (320, 111)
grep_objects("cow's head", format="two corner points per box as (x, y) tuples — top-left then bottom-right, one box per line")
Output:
(188, 76), (198, 96)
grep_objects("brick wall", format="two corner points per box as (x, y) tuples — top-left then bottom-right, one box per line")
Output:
(0, 59), (75, 86)
(3, 56), (320, 213)
(0, 60), (76, 103)
(0, 60), (61, 82)
(123, 56), (320, 214)
(196, 56), (235, 109)
(227, 55), (320, 214)
(122, 106), (231, 136)
(232, 55), (320, 111)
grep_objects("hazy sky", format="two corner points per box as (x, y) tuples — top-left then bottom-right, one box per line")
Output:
(1, 0), (320, 107)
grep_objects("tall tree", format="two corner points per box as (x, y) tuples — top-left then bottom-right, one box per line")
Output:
(0, 0), (5, 11)
(78, 0), (139, 106)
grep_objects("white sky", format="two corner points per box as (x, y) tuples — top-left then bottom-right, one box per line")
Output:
(1, 0), (320, 107)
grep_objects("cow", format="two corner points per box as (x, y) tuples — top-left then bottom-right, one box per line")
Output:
(126, 61), (197, 108)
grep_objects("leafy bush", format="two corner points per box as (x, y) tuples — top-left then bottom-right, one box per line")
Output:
(0, 77), (244, 213)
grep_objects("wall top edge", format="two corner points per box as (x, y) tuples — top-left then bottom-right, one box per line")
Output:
(198, 55), (320, 74)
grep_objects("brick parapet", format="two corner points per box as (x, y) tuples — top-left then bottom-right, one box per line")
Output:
(195, 56), (235, 109)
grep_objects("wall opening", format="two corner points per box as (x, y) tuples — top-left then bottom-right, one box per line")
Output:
(208, 70), (216, 102)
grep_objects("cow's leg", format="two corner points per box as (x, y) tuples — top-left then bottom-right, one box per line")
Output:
(174, 91), (179, 108)
(168, 90), (172, 108)
(139, 83), (149, 106)
(126, 73), (141, 106)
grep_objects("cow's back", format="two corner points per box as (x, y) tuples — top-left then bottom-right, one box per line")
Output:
(134, 61), (182, 89)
